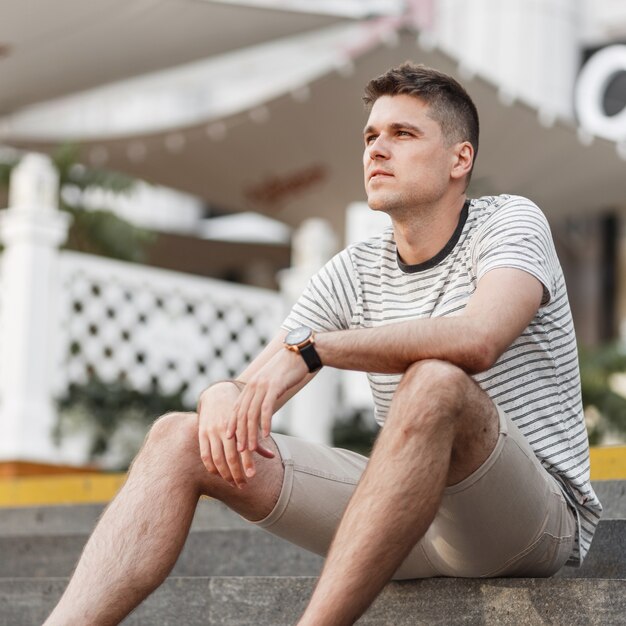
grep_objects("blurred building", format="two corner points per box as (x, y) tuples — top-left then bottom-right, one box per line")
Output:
(436, 0), (626, 345)
(3, 0), (626, 341)
(2, 0), (626, 464)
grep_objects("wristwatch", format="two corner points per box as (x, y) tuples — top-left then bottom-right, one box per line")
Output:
(284, 326), (323, 373)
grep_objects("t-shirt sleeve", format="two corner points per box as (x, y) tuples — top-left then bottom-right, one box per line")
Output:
(282, 248), (360, 332)
(473, 196), (559, 305)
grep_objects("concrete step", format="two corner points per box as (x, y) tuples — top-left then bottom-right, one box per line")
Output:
(0, 480), (622, 538)
(0, 497), (246, 537)
(0, 528), (323, 579)
(555, 517), (625, 579)
(592, 479), (626, 518)
(1, 576), (624, 626)
(0, 518), (622, 580)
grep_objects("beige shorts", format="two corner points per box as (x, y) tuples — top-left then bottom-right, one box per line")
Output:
(252, 406), (576, 579)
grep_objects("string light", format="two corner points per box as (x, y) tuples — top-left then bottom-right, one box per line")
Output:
(206, 121), (227, 141)
(335, 59), (355, 78)
(127, 141), (147, 163)
(291, 85), (311, 103)
(165, 133), (185, 153)
(249, 106), (270, 124)
(89, 146), (109, 166)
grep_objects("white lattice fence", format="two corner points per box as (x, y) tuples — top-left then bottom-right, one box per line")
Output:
(55, 251), (284, 407)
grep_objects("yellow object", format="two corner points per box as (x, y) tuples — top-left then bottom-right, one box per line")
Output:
(0, 473), (126, 507)
(0, 445), (623, 508)
(590, 445), (626, 480)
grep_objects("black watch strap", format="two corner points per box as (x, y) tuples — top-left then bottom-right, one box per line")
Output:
(300, 343), (323, 373)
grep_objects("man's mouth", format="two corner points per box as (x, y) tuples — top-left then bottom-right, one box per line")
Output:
(369, 170), (393, 181)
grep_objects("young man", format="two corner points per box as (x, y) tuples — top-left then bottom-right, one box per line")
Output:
(45, 63), (601, 626)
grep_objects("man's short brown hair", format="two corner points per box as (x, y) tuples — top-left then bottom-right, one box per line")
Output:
(364, 63), (480, 184)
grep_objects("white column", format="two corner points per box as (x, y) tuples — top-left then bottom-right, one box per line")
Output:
(0, 153), (71, 462)
(279, 219), (339, 445)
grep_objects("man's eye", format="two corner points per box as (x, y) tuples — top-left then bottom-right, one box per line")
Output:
(365, 135), (376, 144)
(397, 130), (412, 137)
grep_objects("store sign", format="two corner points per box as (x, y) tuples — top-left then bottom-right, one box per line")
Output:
(575, 45), (626, 141)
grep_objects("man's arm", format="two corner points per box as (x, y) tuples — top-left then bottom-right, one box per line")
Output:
(315, 267), (544, 375)
(236, 331), (316, 397)
(197, 330), (318, 487)
(230, 267), (544, 454)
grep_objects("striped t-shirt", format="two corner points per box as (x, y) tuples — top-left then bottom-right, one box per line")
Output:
(283, 194), (601, 565)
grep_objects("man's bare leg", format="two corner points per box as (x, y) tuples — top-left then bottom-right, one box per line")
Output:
(298, 359), (500, 626)
(44, 411), (284, 626)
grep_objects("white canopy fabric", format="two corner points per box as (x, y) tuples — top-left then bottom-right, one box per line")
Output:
(0, 0), (359, 113)
(3, 23), (626, 234)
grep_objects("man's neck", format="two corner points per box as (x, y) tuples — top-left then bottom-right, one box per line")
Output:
(391, 195), (467, 266)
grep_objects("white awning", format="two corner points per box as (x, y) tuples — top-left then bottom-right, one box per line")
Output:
(0, 0), (378, 112)
(2, 25), (626, 233)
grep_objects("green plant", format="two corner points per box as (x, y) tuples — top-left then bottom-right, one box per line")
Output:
(55, 376), (194, 470)
(1, 144), (156, 262)
(579, 342), (626, 445)
(333, 410), (378, 456)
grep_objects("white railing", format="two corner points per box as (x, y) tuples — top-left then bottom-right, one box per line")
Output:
(0, 154), (342, 465)
(54, 252), (284, 408)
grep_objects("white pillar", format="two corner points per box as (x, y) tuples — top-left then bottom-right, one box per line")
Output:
(279, 219), (339, 445)
(0, 153), (71, 462)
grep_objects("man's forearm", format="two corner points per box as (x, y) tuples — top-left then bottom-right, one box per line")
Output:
(315, 316), (494, 375)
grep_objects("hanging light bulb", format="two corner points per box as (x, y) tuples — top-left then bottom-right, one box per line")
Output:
(165, 133), (185, 153)
(89, 146), (109, 166)
(127, 141), (147, 163)
(206, 122), (227, 141)
(291, 85), (311, 103)
(249, 106), (270, 124)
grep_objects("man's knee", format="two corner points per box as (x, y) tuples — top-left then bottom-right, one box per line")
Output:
(397, 359), (469, 410)
(144, 411), (198, 456)
(383, 359), (484, 444)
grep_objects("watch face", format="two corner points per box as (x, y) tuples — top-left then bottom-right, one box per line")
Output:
(286, 326), (312, 346)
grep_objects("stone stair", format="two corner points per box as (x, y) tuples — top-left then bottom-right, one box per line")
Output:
(0, 482), (624, 625)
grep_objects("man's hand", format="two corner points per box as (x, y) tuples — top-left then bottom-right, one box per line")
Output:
(227, 348), (309, 455)
(197, 382), (274, 488)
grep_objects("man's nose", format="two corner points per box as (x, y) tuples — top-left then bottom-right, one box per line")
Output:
(367, 135), (390, 159)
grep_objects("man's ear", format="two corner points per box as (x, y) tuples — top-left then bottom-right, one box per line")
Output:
(450, 142), (474, 181)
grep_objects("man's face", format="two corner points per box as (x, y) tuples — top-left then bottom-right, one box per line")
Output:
(363, 94), (460, 214)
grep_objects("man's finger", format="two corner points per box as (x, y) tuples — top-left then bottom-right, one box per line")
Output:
(233, 386), (257, 449)
(248, 386), (278, 451)
(198, 427), (217, 474)
(247, 411), (259, 452)
(235, 385), (255, 425)
(255, 431), (276, 460)
(242, 386), (266, 448)
(225, 410), (238, 441)
(228, 387), (249, 439)
(241, 449), (256, 478)
(259, 392), (276, 442)
(261, 404), (273, 439)
(223, 436), (248, 488)
(208, 433), (236, 487)
(236, 385), (264, 452)
(235, 400), (250, 453)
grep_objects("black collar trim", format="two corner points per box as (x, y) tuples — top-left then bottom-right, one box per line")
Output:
(397, 199), (470, 274)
